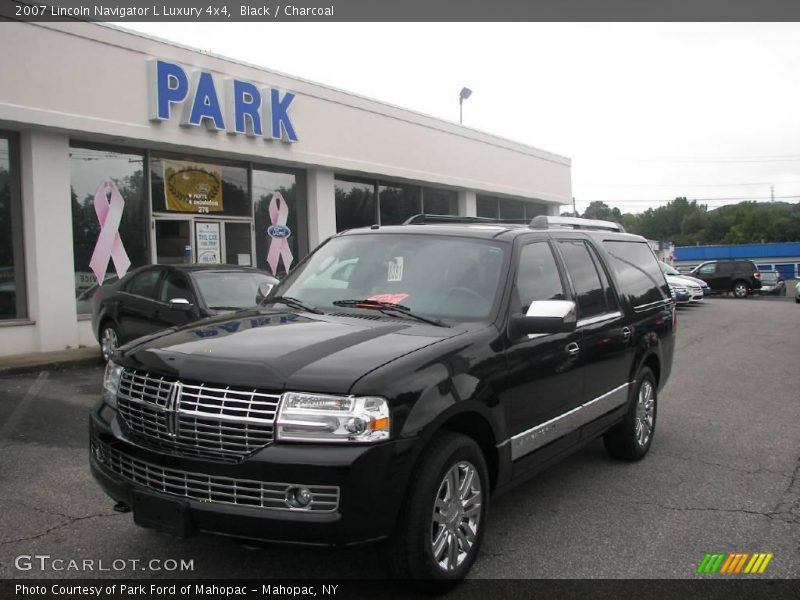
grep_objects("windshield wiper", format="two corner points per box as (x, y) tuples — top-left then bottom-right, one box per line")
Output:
(209, 306), (245, 311)
(332, 299), (448, 327)
(264, 295), (324, 314)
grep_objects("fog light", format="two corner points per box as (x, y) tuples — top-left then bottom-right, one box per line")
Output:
(286, 486), (312, 508)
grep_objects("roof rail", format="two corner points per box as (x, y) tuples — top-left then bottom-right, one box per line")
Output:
(402, 214), (501, 225)
(529, 215), (626, 233)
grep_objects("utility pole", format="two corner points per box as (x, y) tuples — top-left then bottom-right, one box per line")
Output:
(572, 196), (577, 217)
(771, 185), (774, 202)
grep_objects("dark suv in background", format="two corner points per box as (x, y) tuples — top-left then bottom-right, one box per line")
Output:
(90, 215), (675, 586)
(689, 259), (762, 298)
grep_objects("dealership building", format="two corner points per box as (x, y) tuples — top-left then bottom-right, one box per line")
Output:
(0, 21), (572, 357)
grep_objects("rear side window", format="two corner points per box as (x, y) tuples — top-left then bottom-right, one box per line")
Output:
(696, 262), (716, 275)
(126, 269), (162, 299)
(558, 240), (614, 319)
(602, 241), (667, 309)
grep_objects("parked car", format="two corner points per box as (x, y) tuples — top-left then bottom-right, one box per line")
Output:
(90, 215), (675, 586)
(756, 271), (785, 296)
(689, 259), (761, 298)
(795, 280), (800, 303)
(669, 282), (691, 304)
(91, 265), (278, 362)
(659, 262), (710, 296)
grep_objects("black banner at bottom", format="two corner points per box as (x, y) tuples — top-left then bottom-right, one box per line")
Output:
(3, 579), (799, 600)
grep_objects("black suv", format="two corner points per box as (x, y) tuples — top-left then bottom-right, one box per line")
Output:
(90, 215), (675, 585)
(689, 259), (762, 298)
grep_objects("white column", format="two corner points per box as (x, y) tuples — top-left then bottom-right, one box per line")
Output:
(458, 190), (477, 216)
(306, 168), (336, 249)
(20, 130), (79, 352)
(548, 202), (564, 216)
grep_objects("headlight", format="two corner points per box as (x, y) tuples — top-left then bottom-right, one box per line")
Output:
(276, 392), (390, 443)
(102, 360), (123, 409)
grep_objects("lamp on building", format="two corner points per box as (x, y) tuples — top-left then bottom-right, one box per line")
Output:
(459, 87), (472, 124)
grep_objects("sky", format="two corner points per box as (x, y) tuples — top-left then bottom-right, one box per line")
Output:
(116, 22), (800, 215)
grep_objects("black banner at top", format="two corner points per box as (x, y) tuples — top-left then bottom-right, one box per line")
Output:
(5, 0), (800, 22)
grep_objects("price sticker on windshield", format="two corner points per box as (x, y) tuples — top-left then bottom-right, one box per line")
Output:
(366, 293), (409, 305)
(387, 257), (404, 281)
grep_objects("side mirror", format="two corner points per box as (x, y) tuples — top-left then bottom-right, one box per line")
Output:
(509, 300), (577, 338)
(168, 298), (193, 312)
(258, 282), (275, 297)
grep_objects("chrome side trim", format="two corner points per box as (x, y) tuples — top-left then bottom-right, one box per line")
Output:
(576, 311), (622, 328)
(507, 382), (630, 461)
(633, 298), (670, 312)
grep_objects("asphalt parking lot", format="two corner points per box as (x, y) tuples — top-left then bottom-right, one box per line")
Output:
(0, 297), (798, 581)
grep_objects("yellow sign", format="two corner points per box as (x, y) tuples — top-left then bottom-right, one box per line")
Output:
(164, 160), (223, 213)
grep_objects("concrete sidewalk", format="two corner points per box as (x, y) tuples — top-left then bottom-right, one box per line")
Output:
(0, 346), (101, 376)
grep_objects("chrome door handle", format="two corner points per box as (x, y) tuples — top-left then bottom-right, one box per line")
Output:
(565, 342), (580, 356)
(621, 327), (632, 341)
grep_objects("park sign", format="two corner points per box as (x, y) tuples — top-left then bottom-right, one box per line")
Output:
(148, 59), (299, 142)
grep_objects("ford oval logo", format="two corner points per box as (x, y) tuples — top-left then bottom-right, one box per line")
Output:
(267, 224), (291, 238)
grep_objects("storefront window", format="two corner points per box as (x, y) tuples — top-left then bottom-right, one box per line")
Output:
(0, 134), (25, 320)
(499, 198), (524, 221)
(70, 145), (148, 314)
(150, 156), (251, 217)
(254, 168), (303, 277)
(477, 195), (499, 218)
(335, 178), (376, 232)
(379, 182), (421, 225)
(422, 188), (458, 215)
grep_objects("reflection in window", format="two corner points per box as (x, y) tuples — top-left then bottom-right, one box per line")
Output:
(0, 135), (25, 319)
(558, 241), (610, 319)
(515, 242), (564, 311)
(254, 168), (302, 277)
(150, 156), (251, 217)
(379, 182), (421, 225)
(476, 195), (498, 218)
(335, 178), (376, 232)
(422, 188), (457, 215)
(70, 146), (148, 314)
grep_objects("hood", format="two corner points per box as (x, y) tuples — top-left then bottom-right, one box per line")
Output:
(122, 309), (464, 394)
(665, 274), (701, 288)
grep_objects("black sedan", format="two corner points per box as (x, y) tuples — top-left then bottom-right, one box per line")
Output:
(92, 264), (278, 361)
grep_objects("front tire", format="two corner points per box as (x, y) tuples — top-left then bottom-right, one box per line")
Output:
(731, 280), (749, 298)
(388, 432), (489, 587)
(604, 367), (657, 461)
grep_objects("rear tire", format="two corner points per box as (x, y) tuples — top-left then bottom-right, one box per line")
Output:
(731, 280), (749, 298)
(100, 322), (120, 363)
(604, 367), (657, 461)
(388, 432), (489, 589)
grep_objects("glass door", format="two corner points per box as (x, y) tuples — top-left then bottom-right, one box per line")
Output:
(155, 219), (192, 264)
(224, 222), (253, 266)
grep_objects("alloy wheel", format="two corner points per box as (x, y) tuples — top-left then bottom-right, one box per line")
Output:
(101, 327), (118, 362)
(634, 380), (655, 447)
(430, 461), (482, 572)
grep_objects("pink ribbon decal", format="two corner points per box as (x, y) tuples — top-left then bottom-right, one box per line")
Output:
(89, 179), (131, 284)
(266, 192), (294, 275)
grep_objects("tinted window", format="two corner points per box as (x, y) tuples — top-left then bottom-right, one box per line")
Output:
(159, 271), (194, 304)
(558, 241), (611, 318)
(696, 263), (715, 275)
(0, 134), (25, 319)
(717, 262), (735, 273)
(603, 241), (667, 308)
(335, 178), (376, 232)
(515, 242), (565, 312)
(126, 269), (162, 299)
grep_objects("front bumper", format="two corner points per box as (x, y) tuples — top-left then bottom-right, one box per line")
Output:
(89, 403), (417, 546)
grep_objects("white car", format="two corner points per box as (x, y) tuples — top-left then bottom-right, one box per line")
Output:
(660, 262), (709, 298)
(795, 280), (799, 304)
(665, 274), (703, 302)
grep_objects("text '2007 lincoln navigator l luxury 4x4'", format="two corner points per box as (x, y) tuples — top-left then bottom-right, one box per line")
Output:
(90, 215), (674, 585)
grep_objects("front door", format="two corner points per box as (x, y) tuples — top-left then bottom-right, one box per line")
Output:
(502, 240), (583, 462)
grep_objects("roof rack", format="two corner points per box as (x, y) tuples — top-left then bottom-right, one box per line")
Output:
(402, 214), (502, 225)
(528, 215), (625, 233)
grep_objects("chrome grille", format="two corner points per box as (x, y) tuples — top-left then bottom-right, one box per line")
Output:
(92, 440), (339, 512)
(116, 370), (279, 461)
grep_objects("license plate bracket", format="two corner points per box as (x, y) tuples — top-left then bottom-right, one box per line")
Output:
(132, 490), (194, 538)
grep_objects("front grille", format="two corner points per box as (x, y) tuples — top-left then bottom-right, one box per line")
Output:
(116, 370), (279, 461)
(92, 440), (339, 512)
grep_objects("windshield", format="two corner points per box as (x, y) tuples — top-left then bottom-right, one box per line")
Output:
(761, 272), (778, 283)
(192, 271), (276, 310)
(274, 233), (508, 321)
(659, 262), (681, 276)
